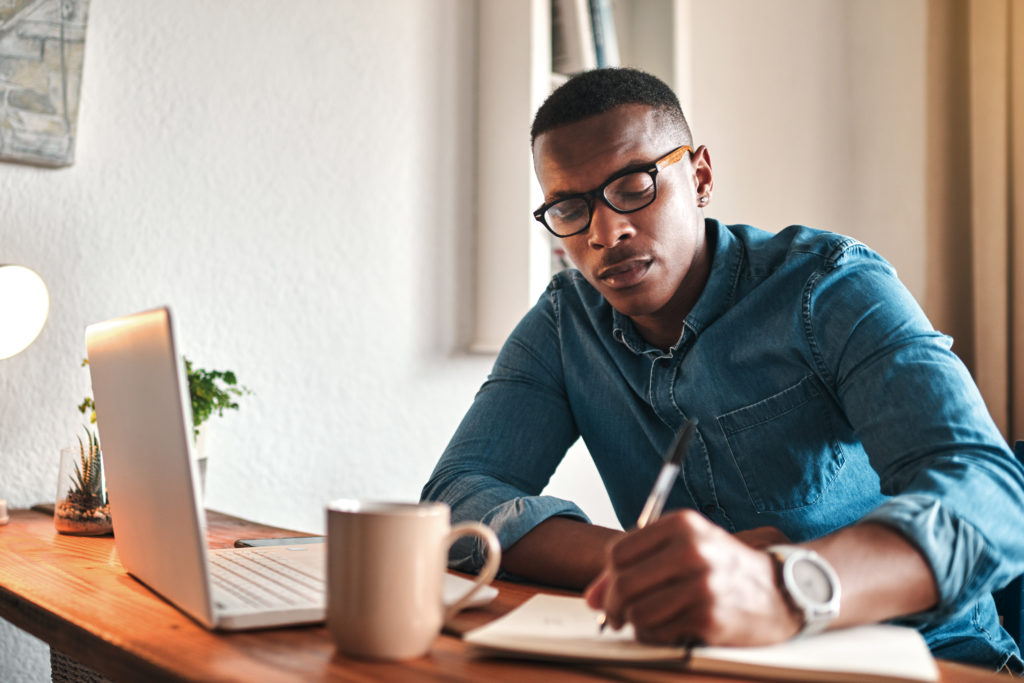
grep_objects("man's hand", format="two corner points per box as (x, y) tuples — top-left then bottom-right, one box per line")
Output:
(584, 510), (801, 646)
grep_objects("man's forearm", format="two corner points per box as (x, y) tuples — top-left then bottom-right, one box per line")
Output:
(503, 514), (938, 635)
(501, 516), (623, 590)
(807, 521), (939, 627)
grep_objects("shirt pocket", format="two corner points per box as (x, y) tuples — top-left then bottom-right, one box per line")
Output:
(717, 375), (845, 512)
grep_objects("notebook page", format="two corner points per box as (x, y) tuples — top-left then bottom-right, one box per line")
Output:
(464, 594), (939, 683)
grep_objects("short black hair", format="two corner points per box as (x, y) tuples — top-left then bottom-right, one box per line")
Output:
(530, 67), (692, 146)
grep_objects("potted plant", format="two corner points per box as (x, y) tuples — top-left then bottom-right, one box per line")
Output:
(182, 358), (251, 491)
(54, 427), (112, 535)
(77, 356), (250, 496)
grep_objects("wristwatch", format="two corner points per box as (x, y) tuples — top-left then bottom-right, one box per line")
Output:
(766, 545), (841, 638)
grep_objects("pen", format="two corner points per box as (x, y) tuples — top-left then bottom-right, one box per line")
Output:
(598, 416), (698, 633)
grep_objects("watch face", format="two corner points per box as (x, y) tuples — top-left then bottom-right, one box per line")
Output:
(792, 557), (835, 603)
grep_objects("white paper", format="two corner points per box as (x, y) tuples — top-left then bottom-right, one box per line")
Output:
(464, 594), (939, 683)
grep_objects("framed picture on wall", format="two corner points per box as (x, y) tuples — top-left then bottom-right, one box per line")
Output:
(0, 0), (91, 167)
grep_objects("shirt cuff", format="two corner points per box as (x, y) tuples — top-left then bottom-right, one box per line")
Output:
(446, 495), (591, 575)
(861, 493), (996, 624)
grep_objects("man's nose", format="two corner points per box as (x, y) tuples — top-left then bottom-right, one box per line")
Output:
(587, 201), (635, 250)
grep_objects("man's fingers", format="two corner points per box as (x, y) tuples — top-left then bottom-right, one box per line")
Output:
(583, 569), (609, 609)
(595, 511), (797, 646)
(601, 517), (713, 629)
(607, 509), (709, 568)
(619, 578), (699, 634)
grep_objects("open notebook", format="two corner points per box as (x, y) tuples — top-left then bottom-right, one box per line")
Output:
(464, 594), (939, 683)
(86, 306), (496, 630)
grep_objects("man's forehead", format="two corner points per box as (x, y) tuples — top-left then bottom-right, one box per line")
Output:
(532, 104), (674, 190)
(532, 104), (665, 157)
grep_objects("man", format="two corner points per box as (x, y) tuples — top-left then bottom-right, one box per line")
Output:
(422, 68), (1024, 671)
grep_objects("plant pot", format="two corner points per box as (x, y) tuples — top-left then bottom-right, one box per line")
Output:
(54, 443), (112, 536)
(194, 426), (208, 499)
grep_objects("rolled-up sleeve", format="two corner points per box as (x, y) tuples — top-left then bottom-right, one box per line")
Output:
(421, 287), (587, 573)
(807, 243), (1024, 622)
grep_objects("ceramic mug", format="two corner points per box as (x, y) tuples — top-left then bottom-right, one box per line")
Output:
(326, 499), (501, 660)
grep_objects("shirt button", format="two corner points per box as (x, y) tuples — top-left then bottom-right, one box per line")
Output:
(702, 503), (717, 515)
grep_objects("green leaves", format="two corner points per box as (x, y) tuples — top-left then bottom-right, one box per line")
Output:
(184, 357), (252, 439)
(68, 426), (103, 508)
(78, 356), (251, 442)
(77, 396), (97, 423)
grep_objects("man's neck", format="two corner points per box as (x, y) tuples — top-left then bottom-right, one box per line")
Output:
(629, 230), (714, 352)
(630, 299), (695, 352)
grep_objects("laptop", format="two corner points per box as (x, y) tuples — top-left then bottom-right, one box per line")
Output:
(85, 306), (495, 630)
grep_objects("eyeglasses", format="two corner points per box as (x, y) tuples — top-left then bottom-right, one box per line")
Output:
(533, 145), (691, 238)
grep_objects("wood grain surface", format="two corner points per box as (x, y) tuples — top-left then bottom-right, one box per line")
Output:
(0, 509), (1007, 683)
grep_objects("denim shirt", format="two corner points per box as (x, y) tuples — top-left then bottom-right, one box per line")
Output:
(423, 220), (1024, 670)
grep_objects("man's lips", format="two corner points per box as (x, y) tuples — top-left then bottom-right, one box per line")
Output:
(597, 257), (652, 288)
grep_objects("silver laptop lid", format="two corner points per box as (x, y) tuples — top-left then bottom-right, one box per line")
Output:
(85, 306), (216, 628)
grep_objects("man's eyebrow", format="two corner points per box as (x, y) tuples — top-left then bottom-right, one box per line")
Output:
(544, 157), (654, 203)
(545, 188), (584, 202)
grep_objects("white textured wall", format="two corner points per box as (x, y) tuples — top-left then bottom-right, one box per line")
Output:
(0, 2), (494, 525)
(0, 1), (526, 680)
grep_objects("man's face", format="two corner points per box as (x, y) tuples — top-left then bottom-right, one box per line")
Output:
(533, 104), (712, 338)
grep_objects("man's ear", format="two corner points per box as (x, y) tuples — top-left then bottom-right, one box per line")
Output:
(692, 145), (713, 199)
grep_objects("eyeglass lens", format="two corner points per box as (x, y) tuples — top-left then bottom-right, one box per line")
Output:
(543, 171), (657, 236)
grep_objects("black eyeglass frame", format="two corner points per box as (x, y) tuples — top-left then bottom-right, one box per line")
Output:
(532, 145), (692, 238)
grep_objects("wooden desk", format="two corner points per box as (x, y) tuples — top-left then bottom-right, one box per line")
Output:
(0, 508), (1006, 683)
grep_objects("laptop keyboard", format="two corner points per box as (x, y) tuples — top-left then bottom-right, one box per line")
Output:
(209, 547), (324, 611)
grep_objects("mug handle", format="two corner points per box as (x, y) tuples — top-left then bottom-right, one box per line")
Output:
(442, 521), (501, 622)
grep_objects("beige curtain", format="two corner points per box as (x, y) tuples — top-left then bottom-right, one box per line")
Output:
(926, 0), (1024, 442)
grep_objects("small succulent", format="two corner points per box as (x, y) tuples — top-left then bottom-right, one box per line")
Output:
(67, 427), (105, 510)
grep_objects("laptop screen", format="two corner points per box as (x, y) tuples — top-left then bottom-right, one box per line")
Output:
(86, 307), (216, 627)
